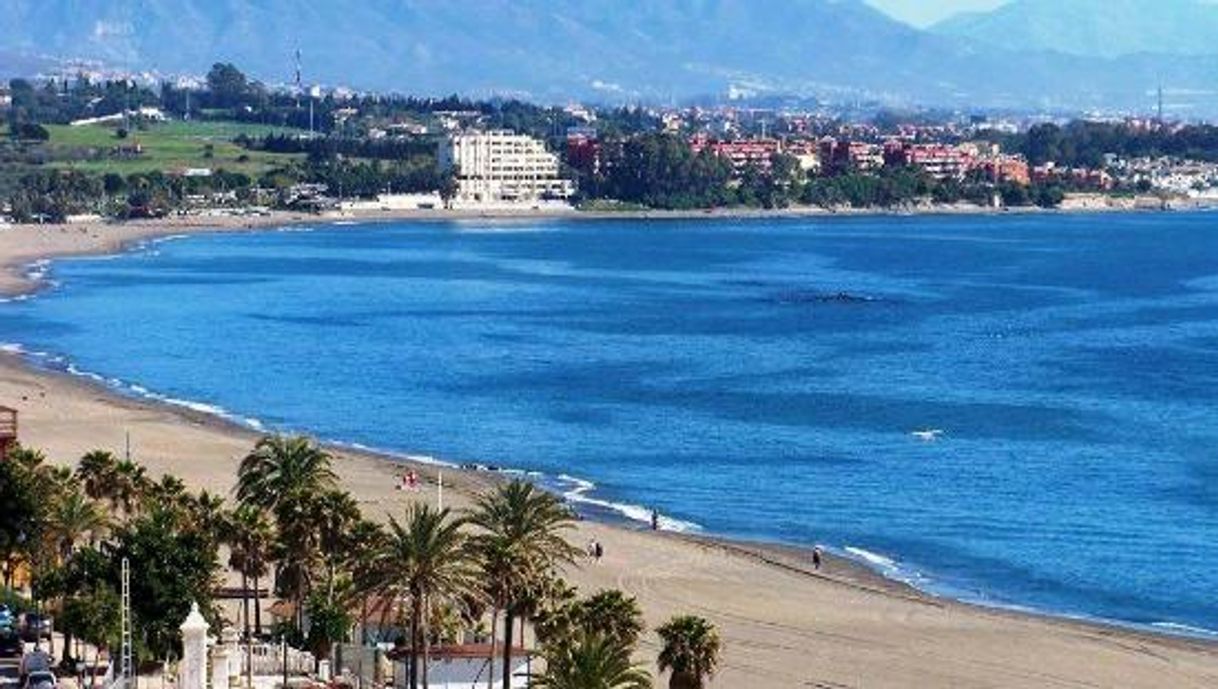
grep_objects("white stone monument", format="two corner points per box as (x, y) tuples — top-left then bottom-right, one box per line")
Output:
(179, 602), (211, 689)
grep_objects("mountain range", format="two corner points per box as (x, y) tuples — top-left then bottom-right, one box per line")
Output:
(3, 0), (1218, 114)
(932, 0), (1218, 59)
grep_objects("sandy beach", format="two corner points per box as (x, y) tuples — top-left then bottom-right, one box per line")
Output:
(3, 217), (1218, 688)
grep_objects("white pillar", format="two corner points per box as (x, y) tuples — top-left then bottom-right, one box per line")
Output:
(179, 602), (210, 689)
(212, 645), (232, 689)
(220, 627), (240, 686)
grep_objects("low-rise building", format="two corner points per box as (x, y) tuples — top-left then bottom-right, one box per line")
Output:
(689, 135), (782, 173)
(438, 130), (574, 203)
(821, 139), (885, 173)
(884, 143), (974, 180)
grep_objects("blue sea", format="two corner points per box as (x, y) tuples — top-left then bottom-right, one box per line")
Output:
(4, 213), (1218, 636)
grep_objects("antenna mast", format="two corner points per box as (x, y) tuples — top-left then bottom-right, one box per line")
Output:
(1157, 81), (1164, 125)
(294, 48), (303, 109)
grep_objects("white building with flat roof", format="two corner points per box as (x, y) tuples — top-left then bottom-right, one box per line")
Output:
(438, 130), (574, 204)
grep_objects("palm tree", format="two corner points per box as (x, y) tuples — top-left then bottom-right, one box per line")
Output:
(534, 632), (652, 689)
(344, 519), (388, 645)
(656, 616), (721, 689)
(44, 487), (109, 561)
(236, 435), (339, 624)
(228, 504), (275, 640)
(312, 489), (361, 601)
(466, 480), (580, 689)
(236, 435), (340, 513)
(76, 450), (118, 502)
(147, 474), (188, 506)
(106, 460), (149, 518)
(366, 504), (481, 689)
(185, 489), (229, 545)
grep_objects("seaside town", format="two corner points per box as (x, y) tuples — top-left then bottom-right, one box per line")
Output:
(7, 2), (1218, 689)
(4, 63), (1218, 224)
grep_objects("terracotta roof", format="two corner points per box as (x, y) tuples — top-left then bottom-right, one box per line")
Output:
(385, 643), (532, 661)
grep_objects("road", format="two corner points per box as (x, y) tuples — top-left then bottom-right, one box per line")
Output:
(0, 653), (19, 689)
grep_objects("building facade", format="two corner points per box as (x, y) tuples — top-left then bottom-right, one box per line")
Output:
(438, 130), (574, 203)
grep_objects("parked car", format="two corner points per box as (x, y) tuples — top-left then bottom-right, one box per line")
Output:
(0, 621), (21, 658)
(22, 671), (57, 689)
(20, 614), (52, 642)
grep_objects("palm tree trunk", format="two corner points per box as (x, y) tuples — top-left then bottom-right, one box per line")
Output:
(486, 606), (499, 689)
(254, 573), (263, 638)
(421, 595), (430, 689)
(409, 596), (422, 689)
(501, 607), (515, 689)
(242, 571), (251, 643)
(61, 630), (74, 666)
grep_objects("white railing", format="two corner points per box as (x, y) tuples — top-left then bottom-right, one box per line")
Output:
(245, 643), (316, 677)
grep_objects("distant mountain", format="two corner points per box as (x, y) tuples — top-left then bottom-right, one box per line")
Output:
(3, 0), (1218, 114)
(933, 0), (1218, 58)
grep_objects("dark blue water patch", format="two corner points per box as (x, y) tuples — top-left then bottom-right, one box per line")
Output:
(7, 212), (1218, 635)
(1045, 344), (1218, 402)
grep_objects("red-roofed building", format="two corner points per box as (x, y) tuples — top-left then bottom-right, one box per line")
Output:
(884, 143), (975, 180)
(689, 135), (783, 173)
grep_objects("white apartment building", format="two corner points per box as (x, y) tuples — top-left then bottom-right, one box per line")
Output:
(438, 130), (574, 203)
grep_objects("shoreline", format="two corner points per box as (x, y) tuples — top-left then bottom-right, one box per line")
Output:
(3, 214), (1218, 686)
(5, 198), (1216, 298)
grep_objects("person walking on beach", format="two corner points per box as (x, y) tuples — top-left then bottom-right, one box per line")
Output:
(594, 541), (604, 562)
(651, 508), (660, 531)
(812, 546), (823, 571)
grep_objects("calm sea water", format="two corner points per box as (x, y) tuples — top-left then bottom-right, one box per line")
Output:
(5, 214), (1218, 634)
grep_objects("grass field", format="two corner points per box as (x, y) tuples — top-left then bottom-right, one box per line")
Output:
(44, 120), (304, 177)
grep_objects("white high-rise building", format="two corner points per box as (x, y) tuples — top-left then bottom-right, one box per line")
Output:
(438, 130), (574, 203)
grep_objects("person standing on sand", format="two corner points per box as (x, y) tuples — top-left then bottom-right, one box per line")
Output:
(594, 541), (604, 562)
(651, 508), (660, 531)
(812, 546), (823, 571)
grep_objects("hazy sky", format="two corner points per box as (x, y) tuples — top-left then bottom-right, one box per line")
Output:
(865, 0), (1009, 27)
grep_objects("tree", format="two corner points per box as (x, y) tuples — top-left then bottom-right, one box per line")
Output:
(40, 546), (114, 667)
(438, 170), (459, 209)
(76, 451), (119, 504)
(466, 480), (580, 689)
(206, 63), (250, 109)
(533, 632), (652, 689)
(44, 487), (108, 561)
(312, 489), (360, 602)
(60, 584), (121, 677)
(366, 505), (480, 689)
(656, 616), (720, 689)
(236, 435), (339, 624)
(228, 505), (274, 641)
(112, 504), (221, 661)
(536, 589), (643, 652)
(0, 449), (43, 589)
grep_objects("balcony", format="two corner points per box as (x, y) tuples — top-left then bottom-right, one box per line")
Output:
(0, 406), (15, 459)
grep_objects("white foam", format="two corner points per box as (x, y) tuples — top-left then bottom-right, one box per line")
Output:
(843, 545), (930, 588)
(910, 428), (945, 441)
(556, 473), (701, 533)
(1150, 622), (1218, 639)
(845, 546), (897, 569)
(0, 343), (23, 354)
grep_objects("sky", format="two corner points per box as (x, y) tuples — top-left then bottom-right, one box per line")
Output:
(865, 0), (1010, 27)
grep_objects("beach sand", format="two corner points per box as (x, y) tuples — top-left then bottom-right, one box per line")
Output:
(3, 218), (1218, 688)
